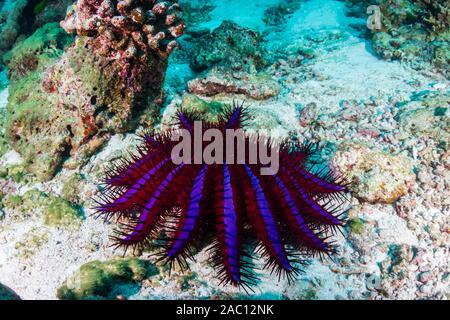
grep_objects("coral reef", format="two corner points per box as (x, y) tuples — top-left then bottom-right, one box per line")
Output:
(57, 258), (157, 300)
(4, 0), (185, 181)
(96, 105), (348, 287)
(344, 0), (450, 73)
(60, 0), (185, 61)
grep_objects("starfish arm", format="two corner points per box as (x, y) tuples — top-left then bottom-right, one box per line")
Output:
(243, 165), (292, 272)
(212, 164), (242, 284)
(167, 165), (208, 258)
(284, 168), (343, 226)
(97, 157), (172, 214)
(115, 164), (185, 246)
(272, 174), (330, 252)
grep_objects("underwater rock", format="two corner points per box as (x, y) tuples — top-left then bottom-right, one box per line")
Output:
(0, 283), (21, 300)
(4, 23), (75, 181)
(0, 0), (30, 62)
(33, 0), (75, 29)
(190, 20), (266, 73)
(178, 0), (215, 26)
(14, 227), (49, 259)
(1, 189), (83, 228)
(179, 94), (224, 122)
(263, 0), (302, 27)
(332, 142), (416, 204)
(4, 0), (185, 181)
(43, 195), (84, 229)
(188, 69), (281, 100)
(57, 258), (158, 300)
(61, 172), (86, 204)
(0, 103), (8, 158)
(0, 0), (74, 66)
(187, 21), (280, 100)
(3, 22), (74, 81)
(161, 94), (225, 130)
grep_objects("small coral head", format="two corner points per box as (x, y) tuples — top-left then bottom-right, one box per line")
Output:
(95, 103), (349, 289)
(61, 0), (186, 59)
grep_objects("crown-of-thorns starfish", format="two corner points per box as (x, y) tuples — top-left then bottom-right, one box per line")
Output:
(95, 103), (349, 290)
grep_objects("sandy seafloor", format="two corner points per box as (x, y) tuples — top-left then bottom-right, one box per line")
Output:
(0, 0), (448, 299)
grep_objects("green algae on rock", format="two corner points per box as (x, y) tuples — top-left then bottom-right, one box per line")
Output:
(4, 23), (74, 181)
(61, 172), (85, 204)
(347, 217), (365, 235)
(57, 258), (158, 300)
(180, 94), (225, 122)
(43, 196), (84, 229)
(1, 189), (83, 228)
(3, 22), (73, 81)
(14, 227), (49, 259)
(0, 0), (74, 68)
(395, 90), (450, 143)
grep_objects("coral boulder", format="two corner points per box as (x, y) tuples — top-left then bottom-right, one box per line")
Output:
(4, 0), (185, 180)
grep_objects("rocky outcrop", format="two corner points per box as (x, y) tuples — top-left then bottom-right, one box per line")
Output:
(0, 0), (74, 66)
(186, 21), (280, 100)
(4, 0), (185, 181)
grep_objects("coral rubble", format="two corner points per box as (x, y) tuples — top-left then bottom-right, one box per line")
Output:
(332, 142), (416, 204)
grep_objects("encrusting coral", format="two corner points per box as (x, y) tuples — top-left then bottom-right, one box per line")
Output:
(4, 0), (185, 181)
